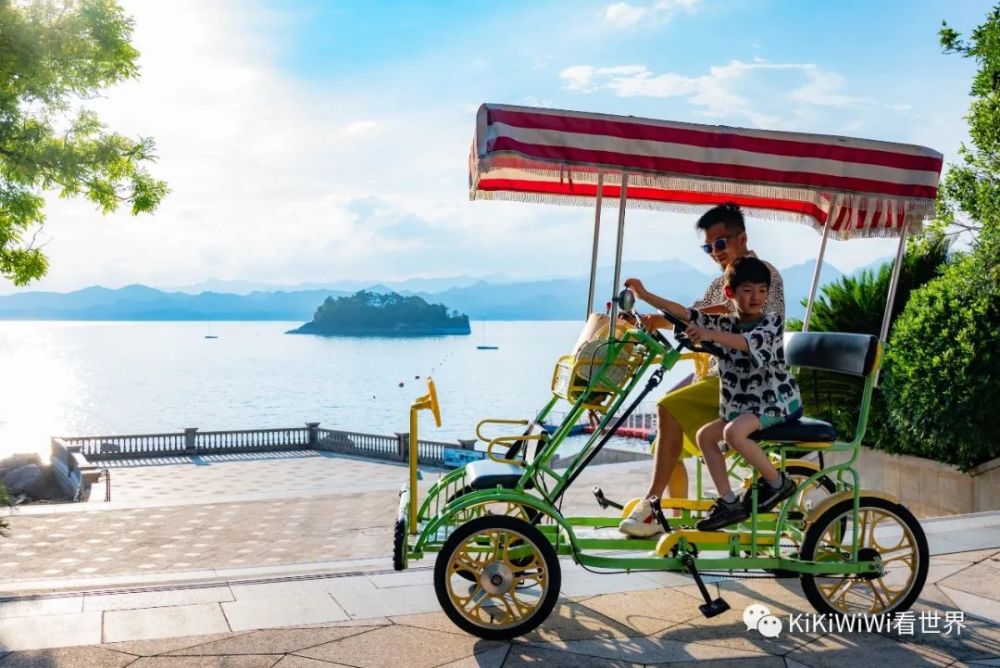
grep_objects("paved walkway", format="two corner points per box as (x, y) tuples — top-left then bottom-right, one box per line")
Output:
(0, 453), (998, 665)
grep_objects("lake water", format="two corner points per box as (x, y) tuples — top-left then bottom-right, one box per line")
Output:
(0, 321), (691, 460)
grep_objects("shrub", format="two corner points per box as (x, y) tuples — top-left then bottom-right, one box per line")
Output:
(788, 234), (950, 444)
(880, 256), (1000, 471)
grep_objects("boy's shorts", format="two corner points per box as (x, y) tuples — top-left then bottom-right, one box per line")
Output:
(657, 376), (720, 458)
(759, 407), (804, 429)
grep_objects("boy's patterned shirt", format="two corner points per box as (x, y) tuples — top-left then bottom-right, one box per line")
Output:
(688, 309), (802, 422)
(690, 252), (784, 378)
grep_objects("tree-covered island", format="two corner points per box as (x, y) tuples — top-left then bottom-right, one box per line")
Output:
(287, 290), (471, 337)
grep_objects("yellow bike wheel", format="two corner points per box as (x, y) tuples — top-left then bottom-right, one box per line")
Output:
(434, 515), (560, 640)
(800, 496), (928, 616)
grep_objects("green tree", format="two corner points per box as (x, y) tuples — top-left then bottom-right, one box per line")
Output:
(0, 0), (167, 285)
(788, 234), (950, 442)
(879, 6), (1000, 470)
(937, 5), (1000, 271)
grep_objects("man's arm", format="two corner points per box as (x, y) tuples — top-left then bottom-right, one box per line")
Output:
(624, 278), (690, 322)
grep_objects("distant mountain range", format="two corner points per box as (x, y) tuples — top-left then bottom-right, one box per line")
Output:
(0, 258), (876, 322)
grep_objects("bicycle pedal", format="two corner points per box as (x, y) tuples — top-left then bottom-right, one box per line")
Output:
(648, 496), (672, 533)
(592, 486), (624, 511)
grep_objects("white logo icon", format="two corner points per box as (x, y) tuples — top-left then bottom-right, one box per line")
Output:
(743, 603), (770, 631)
(757, 614), (783, 638)
(743, 603), (783, 638)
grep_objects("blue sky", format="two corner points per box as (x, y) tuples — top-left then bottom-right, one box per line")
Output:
(11, 0), (992, 293)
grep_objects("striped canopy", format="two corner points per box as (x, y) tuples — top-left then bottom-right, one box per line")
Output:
(470, 104), (943, 240)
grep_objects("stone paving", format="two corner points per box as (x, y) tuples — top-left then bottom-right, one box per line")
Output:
(0, 452), (998, 665)
(0, 551), (998, 665)
(0, 454), (682, 592)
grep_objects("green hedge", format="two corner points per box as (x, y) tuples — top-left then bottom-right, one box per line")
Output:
(789, 235), (949, 447)
(881, 255), (1000, 471)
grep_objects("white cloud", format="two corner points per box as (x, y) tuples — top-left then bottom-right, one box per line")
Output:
(604, 2), (648, 29)
(340, 120), (383, 137)
(559, 58), (896, 128)
(603, 0), (699, 30)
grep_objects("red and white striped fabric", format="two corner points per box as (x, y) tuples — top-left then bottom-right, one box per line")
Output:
(470, 104), (943, 239)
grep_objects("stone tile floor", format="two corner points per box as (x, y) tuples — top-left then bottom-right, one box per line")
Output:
(0, 453), (998, 665)
(0, 555), (998, 666)
(0, 455), (686, 591)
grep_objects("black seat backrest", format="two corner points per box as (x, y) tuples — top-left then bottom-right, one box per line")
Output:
(785, 332), (881, 377)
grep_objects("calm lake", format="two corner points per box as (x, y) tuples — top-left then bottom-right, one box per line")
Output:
(0, 321), (690, 460)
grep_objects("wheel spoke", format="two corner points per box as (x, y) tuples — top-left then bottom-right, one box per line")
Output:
(451, 549), (483, 575)
(867, 580), (889, 611)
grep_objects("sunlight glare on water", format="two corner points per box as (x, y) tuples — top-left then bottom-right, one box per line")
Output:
(0, 320), (688, 460)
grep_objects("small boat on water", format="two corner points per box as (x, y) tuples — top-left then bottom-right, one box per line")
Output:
(204, 335), (219, 339)
(476, 322), (498, 350)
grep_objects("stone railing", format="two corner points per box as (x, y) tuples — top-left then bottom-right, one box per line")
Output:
(54, 423), (478, 469)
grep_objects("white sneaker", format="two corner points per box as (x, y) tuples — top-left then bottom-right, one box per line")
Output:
(618, 498), (664, 538)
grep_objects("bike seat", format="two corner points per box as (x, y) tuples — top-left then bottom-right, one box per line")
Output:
(465, 460), (533, 490)
(750, 417), (836, 443)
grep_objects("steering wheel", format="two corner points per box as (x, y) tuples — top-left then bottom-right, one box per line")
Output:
(614, 289), (670, 347)
(658, 308), (727, 359)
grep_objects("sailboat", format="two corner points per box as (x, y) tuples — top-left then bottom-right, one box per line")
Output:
(476, 322), (498, 350)
(204, 322), (219, 339)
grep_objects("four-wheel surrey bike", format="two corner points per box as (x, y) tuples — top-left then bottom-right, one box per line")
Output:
(393, 104), (944, 640)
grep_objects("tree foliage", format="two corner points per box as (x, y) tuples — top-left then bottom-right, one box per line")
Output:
(882, 257), (1000, 470)
(300, 290), (471, 336)
(876, 7), (1000, 470)
(0, 0), (167, 285)
(787, 235), (950, 442)
(938, 5), (1000, 274)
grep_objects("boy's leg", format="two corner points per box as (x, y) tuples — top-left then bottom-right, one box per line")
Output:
(722, 414), (796, 512)
(721, 414), (779, 482)
(695, 418), (750, 531)
(695, 419), (730, 498)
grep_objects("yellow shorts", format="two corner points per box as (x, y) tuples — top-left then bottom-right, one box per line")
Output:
(657, 376), (720, 458)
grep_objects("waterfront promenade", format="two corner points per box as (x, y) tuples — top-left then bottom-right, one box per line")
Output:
(0, 453), (998, 665)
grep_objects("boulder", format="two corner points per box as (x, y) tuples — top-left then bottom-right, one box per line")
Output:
(50, 440), (75, 471)
(2, 464), (44, 495)
(0, 452), (43, 478)
(50, 456), (82, 501)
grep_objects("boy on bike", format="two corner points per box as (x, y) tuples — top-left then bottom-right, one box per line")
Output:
(626, 255), (801, 530)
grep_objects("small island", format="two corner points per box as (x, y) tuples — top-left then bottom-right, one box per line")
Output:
(287, 290), (471, 337)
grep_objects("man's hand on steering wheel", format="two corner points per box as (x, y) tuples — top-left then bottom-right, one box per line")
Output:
(623, 277), (646, 299)
(639, 313), (667, 331)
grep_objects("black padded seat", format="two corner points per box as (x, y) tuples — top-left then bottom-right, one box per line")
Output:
(750, 417), (837, 443)
(465, 459), (532, 490)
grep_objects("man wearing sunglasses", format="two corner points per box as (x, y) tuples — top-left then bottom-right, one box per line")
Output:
(620, 202), (784, 537)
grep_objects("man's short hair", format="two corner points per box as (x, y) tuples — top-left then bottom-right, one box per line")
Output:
(724, 256), (771, 289)
(696, 202), (745, 234)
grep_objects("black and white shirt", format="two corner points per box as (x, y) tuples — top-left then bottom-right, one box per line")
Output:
(689, 310), (802, 422)
(691, 251), (784, 378)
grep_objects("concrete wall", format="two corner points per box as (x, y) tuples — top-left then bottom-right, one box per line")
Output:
(826, 447), (1000, 518)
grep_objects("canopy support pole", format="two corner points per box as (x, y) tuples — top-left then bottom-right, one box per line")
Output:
(875, 225), (909, 385)
(879, 225), (908, 343)
(608, 173), (629, 339)
(802, 215), (833, 333)
(586, 171), (604, 318)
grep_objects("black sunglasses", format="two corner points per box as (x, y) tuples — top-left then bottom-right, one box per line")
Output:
(701, 234), (739, 254)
